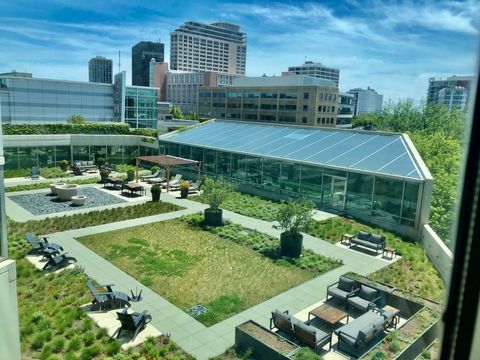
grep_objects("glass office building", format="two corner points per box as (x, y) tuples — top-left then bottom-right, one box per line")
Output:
(125, 86), (158, 129)
(159, 120), (433, 238)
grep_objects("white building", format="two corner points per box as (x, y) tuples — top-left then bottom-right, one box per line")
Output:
(438, 86), (468, 111)
(348, 87), (383, 115)
(170, 21), (247, 75)
(287, 61), (340, 86)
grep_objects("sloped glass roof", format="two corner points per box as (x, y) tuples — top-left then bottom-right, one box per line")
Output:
(160, 120), (427, 180)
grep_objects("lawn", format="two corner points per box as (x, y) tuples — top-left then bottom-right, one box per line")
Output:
(78, 219), (334, 326)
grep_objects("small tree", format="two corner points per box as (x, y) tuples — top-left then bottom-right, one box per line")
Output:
(202, 178), (233, 212)
(170, 106), (184, 119)
(186, 111), (197, 120)
(274, 199), (315, 236)
(67, 114), (86, 124)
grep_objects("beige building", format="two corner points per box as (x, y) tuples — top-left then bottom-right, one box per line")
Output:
(198, 75), (339, 126)
(170, 21), (247, 75)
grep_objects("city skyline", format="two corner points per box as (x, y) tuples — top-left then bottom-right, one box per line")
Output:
(0, 0), (478, 103)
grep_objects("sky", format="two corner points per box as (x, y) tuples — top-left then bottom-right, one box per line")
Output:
(0, 0), (478, 103)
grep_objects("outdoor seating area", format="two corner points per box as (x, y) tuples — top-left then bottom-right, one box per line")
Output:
(25, 232), (78, 271)
(349, 231), (386, 254)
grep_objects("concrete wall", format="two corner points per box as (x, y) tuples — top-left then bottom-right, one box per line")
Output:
(0, 260), (21, 360)
(421, 224), (453, 282)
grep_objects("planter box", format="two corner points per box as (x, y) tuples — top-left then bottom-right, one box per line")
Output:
(395, 320), (440, 360)
(235, 320), (299, 360)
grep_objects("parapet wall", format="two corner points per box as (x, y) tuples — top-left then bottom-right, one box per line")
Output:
(421, 224), (453, 283)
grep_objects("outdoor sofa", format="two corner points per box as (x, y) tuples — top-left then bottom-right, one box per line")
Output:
(335, 309), (393, 357)
(347, 285), (381, 312)
(73, 160), (97, 172)
(350, 231), (386, 254)
(327, 275), (357, 303)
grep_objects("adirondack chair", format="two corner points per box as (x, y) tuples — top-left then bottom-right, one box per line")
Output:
(116, 309), (152, 340)
(42, 252), (77, 270)
(86, 279), (131, 311)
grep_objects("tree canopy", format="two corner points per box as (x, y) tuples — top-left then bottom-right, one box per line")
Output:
(170, 106), (184, 119)
(67, 114), (87, 124)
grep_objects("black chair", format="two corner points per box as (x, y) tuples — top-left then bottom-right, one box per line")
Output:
(25, 232), (63, 256)
(116, 309), (151, 340)
(31, 166), (40, 180)
(42, 252), (77, 270)
(87, 279), (131, 311)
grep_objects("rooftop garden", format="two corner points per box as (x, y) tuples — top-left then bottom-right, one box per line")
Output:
(77, 215), (340, 326)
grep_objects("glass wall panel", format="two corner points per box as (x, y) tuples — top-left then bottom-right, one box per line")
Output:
(246, 156), (262, 184)
(18, 147), (37, 168)
(262, 158), (282, 189)
(169, 143), (179, 157)
(4, 147), (18, 169)
(91, 146), (107, 162)
(37, 146), (55, 167)
(124, 146), (139, 165)
(401, 182), (419, 226)
(216, 151), (231, 177)
(231, 153), (246, 180)
(108, 146), (124, 164)
(191, 146), (203, 162)
(373, 178), (403, 223)
(203, 149), (216, 174)
(55, 146), (71, 164)
(72, 146), (89, 161)
(300, 165), (323, 200)
(347, 172), (374, 215)
(279, 162), (300, 192)
(140, 146), (158, 157)
(179, 145), (191, 159)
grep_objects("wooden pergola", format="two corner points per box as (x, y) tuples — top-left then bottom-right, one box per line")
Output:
(135, 155), (201, 192)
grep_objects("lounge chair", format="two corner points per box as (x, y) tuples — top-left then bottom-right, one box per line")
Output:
(146, 176), (166, 184)
(31, 166), (40, 180)
(42, 252), (77, 270)
(346, 285), (381, 312)
(141, 169), (162, 181)
(326, 276), (357, 303)
(25, 232), (63, 255)
(116, 309), (152, 340)
(188, 179), (202, 193)
(161, 174), (182, 188)
(270, 309), (300, 337)
(87, 279), (131, 311)
(293, 322), (332, 352)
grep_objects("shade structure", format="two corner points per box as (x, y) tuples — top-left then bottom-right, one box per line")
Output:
(135, 155), (201, 191)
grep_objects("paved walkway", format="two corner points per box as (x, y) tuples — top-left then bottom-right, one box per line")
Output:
(41, 192), (391, 359)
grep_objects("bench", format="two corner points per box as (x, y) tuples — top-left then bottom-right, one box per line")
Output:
(350, 231), (385, 254)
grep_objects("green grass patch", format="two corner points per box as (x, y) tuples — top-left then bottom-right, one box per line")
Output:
(78, 219), (332, 326)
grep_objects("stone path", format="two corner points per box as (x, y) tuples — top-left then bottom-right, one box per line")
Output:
(40, 192), (392, 360)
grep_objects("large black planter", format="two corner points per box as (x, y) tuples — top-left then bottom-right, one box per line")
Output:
(152, 191), (161, 202)
(180, 188), (189, 198)
(204, 208), (223, 226)
(280, 232), (303, 258)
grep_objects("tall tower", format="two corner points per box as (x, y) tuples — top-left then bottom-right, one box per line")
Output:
(131, 41), (164, 86)
(88, 56), (113, 84)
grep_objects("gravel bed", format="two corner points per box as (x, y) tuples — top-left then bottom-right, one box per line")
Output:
(9, 187), (126, 215)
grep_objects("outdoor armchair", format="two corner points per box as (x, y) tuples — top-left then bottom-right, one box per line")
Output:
(293, 321), (332, 352)
(25, 232), (63, 255)
(116, 309), (152, 340)
(86, 279), (131, 311)
(42, 252), (77, 270)
(269, 309), (300, 337)
(326, 276), (357, 303)
(346, 285), (381, 312)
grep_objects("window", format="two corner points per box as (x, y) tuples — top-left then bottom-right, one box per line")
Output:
(302, 117), (307, 123)
(303, 105), (308, 111)
(303, 92), (309, 99)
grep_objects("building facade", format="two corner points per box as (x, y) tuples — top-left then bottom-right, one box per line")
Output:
(132, 41), (164, 86)
(170, 21), (247, 75)
(427, 75), (474, 110)
(348, 87), (383, 115)
(88, 56), (113, 84)
(0, 74), (114, 123)
(198, 76), (339, 126)
(336, 92), (354, 128)
(287, 61), (340, 86)
(124, 86), (158, 129)
(167, 71), (236, 114)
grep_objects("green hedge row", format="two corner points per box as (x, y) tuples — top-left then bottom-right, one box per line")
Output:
(3, 122), (131, 135)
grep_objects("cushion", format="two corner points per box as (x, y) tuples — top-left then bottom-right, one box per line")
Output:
(328, 286), (350, 301)
(370, 234), (384, 244)
(338, 276), (355, 292)
(81, 161), (87, 166)
(359, 286), (377, 302)
(295, 321), (316, 336)
(357, 231), (371, 241)
(348, 296), (371, 312)
(272, 310), (293, 333)
(87, 161), (94, 165)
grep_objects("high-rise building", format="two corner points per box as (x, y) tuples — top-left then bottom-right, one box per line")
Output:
(132, 41), (164, 86)
(150, 61), (170, 101)
(426, 75), (475, 110)
(438, 86), (468, 111)
(198, 75), (339, 127)
(170, 21), (247, 75)
(336, 92), (354, 128)
(348, 87), (383, 115)
(287, 61), (340, 86)
(88, 56), (113, 84)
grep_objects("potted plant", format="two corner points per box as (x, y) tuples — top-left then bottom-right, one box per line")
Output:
(95, 157), (106, 168)
(274, 198), (315, 258)
(179, 180), (190, 198)
(127, 169), (135, 182)
(151, 184), (161, 202)
(99, 169), (109, 184)
(59, 159), (69, 172)
(202, 178), (233, 226)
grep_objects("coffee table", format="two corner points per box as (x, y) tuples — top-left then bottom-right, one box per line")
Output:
(308, 303), (349, 326)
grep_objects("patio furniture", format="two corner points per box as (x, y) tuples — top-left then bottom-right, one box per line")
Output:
(327, 275), (357, 303)
(188, 179), (202, 193)
(161, 174), (182, 188)
(335, 310), (388, 357)
(146, 176), (166, 185)
(121, 182), (145, 197)
(25, 232), (63, 254)
(269, 309), (300, 337)
(31, 166), (40, 180)
(50, 182), (65, 195)
(72, 166), (84, 176)
(141, 169), (162, 181)
(382, 247), (397, 259)
(346, 285), (381, 312)
(71, 195), (86, 206)
(308, 303), (349, 326)
(116, 309), (151, 340)
(377, 305), (401, 329)
(42, 252), (77, 270)
(341, 233), (354, 245)
(55, 184), (79, 201)
(74, 160), (96, 172)
(100, 163), (116, 172)
(87, 279), (131, 311)
(350, 231), (386, 254)
(293, 321), (332, 352)
(106, 176), (124, 189)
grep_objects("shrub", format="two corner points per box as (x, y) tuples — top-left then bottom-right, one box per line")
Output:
(294, 347), (323, 359)
(67, 336), (82, 351)
(274, 198), (315, 236)
(100, 169), (109, 178)
(105, 340), (121, 355)
(95, 157), (105, 167)
(50, 336), (65, 353)
(179, 180), (190, 190)
(59, 160), (69, 171)
(67, 114), (86, 124)
(83, 331), (95, 346)
(3, 122), (130, 135)
(202, 177), (234, 211)
(40, 167), (67, 179)
(79, 344), (102, 360)
(150, 165), (160, 174)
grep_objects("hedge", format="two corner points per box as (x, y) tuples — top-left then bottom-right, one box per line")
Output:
(3, 122), (131, 135)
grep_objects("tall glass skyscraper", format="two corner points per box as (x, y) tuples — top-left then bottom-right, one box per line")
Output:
(88, 56), (113, 84)
(131, 41), (164, 86)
